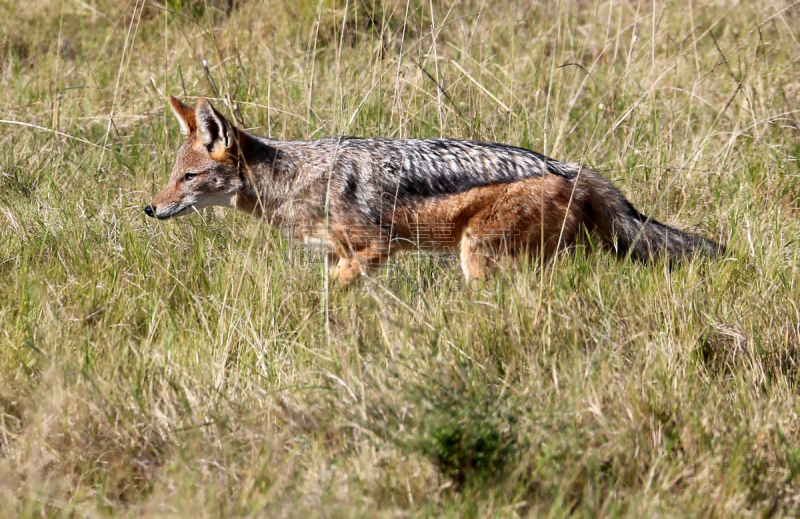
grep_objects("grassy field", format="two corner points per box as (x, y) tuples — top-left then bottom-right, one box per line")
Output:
(1, 0), (800, 516)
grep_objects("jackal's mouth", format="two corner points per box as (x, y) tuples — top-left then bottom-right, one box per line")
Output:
(156, 204), (195, 220)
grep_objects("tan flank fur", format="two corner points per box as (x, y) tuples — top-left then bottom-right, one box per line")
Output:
(145, 96), (723, 286)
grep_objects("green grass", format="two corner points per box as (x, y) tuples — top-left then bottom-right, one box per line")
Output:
(1, 0), (800, 516)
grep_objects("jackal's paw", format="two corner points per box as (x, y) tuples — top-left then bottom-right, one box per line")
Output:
(332, 260), (364, 288)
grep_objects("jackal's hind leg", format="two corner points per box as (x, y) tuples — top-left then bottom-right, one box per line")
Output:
(459, 231), (517, 281)
(459, 232), (487, 280)
(458, 176), (587, 281)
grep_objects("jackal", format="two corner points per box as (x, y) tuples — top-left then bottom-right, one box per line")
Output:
(145, 96), (723, 285)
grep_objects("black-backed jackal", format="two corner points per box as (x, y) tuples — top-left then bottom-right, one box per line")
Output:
(145, 96), (723, 286)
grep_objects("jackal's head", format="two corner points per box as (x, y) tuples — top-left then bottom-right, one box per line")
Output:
(145, 96), (246, 220)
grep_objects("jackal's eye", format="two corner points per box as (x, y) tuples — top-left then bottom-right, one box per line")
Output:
(184, 172), (197, 181)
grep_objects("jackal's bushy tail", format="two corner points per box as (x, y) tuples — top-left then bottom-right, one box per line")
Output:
(578, 168), (724, 260)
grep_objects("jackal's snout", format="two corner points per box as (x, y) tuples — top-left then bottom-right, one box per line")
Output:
(143, 205), (155, 218)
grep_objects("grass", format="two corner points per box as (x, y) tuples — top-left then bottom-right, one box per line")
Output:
(1, 0), (800, 516)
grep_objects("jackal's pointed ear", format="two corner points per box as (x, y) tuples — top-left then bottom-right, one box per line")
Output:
(168, 95), (196, 135)
(195, 97), (235, 157)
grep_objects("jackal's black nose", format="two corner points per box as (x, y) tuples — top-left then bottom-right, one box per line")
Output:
(144, 205), (155, 218)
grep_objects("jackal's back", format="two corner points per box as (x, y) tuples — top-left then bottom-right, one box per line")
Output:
(290, 137), (577, 224)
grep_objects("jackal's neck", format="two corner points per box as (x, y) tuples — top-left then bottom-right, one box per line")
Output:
(234, 134), (327, 226)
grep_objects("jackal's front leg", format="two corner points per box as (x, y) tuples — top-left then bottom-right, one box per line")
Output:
(331, 244), (388, 287)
